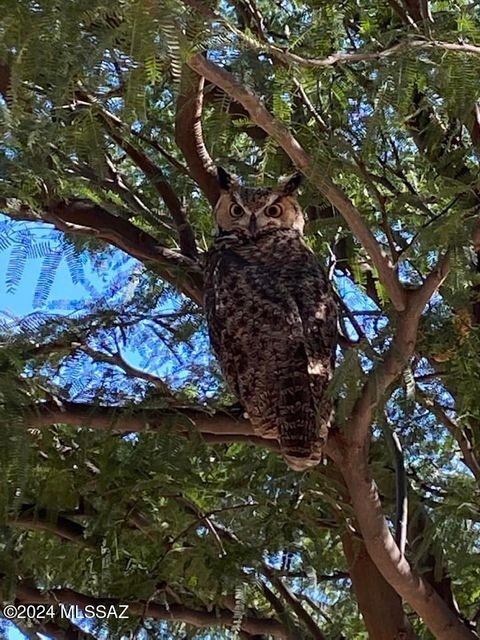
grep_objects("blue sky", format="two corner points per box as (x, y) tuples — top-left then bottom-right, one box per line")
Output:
(0, 215), (107, 318)
(0, 218), (202, 640)
(1, 621), (32, 640)
(0, 218), (99, 640)
(0, 216), (381, 640)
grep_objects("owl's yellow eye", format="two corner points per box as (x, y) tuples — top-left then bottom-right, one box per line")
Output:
(229, 203), (245, 218)
(266, 203), (283, 218)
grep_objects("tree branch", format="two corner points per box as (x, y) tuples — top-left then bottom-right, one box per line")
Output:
(24, 400), (279, 448)
(6, 200), (204, 305)
(175, 65), (220, 206)
(260, 38), (480, 68)
(264, 568), (327, 640)
(12, 580), (288, 638)
(340, 461), (475, 639)
(200, 433), (281, 451)
(345, 252), (450, 447)
(329, 252), (471, 639)
(408, 502), (467, 620)
(187, 54), (406, 311)
(80, 345), (173, 396)
(81, 96), (198, 259)
(258, 582), (298, 640)
(10, 507), (87, 544)
(0, 60), (10, 101)
(9, 508), (287, 637)
(341, 531), (415, 640)
(392, 430), (408, 555)
(399, 0), (432, 25)
(184, 1), (476, 68)
(416, 393), (480, 487)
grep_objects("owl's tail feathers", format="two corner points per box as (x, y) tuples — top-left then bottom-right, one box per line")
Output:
(275, 347), (335, 470)
(281, 433), (326, 471)
(280, 406), (333, 471)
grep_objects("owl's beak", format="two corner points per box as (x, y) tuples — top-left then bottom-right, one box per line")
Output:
(248, 215), (257, 234)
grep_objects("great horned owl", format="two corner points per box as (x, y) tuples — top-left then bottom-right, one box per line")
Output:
(204, 168), (337, 470)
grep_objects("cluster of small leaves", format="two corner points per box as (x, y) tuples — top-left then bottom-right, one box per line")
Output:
(2, 0), (480, 638)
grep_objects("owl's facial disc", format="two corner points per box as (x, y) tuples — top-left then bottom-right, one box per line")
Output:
(214, 168), (305, 236)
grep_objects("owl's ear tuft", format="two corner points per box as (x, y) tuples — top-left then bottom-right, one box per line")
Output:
(278, 172), (303, 195)
(217, 167), (239, 191)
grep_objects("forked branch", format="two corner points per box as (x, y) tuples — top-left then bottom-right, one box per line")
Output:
(77, 93), (198, 260)
(264, 568), (327, 640)
(187, 54), (406, 311)
(336, 254), (477, 640)
(345, 252), (450, 446)
(183, 0), (477, 69)
(341, 461), (474, 639)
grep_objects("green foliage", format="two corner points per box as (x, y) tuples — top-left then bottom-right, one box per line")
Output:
(1, 0), (480, 638)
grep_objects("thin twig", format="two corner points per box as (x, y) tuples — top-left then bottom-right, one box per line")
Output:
(182, 0), (480, 67)
(80, 345), (173, 396)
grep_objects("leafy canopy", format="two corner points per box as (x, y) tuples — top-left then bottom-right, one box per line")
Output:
(1, 0), (480, 639)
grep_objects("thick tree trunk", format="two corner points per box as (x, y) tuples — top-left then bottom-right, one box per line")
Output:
(342, 532), (416, 640)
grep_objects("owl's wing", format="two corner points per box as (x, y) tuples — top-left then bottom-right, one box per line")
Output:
(296, 256), (337, 364)
(274, 254), (337, 470)
(204, 249), (242, 400)
(291, 254), (338, 406)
